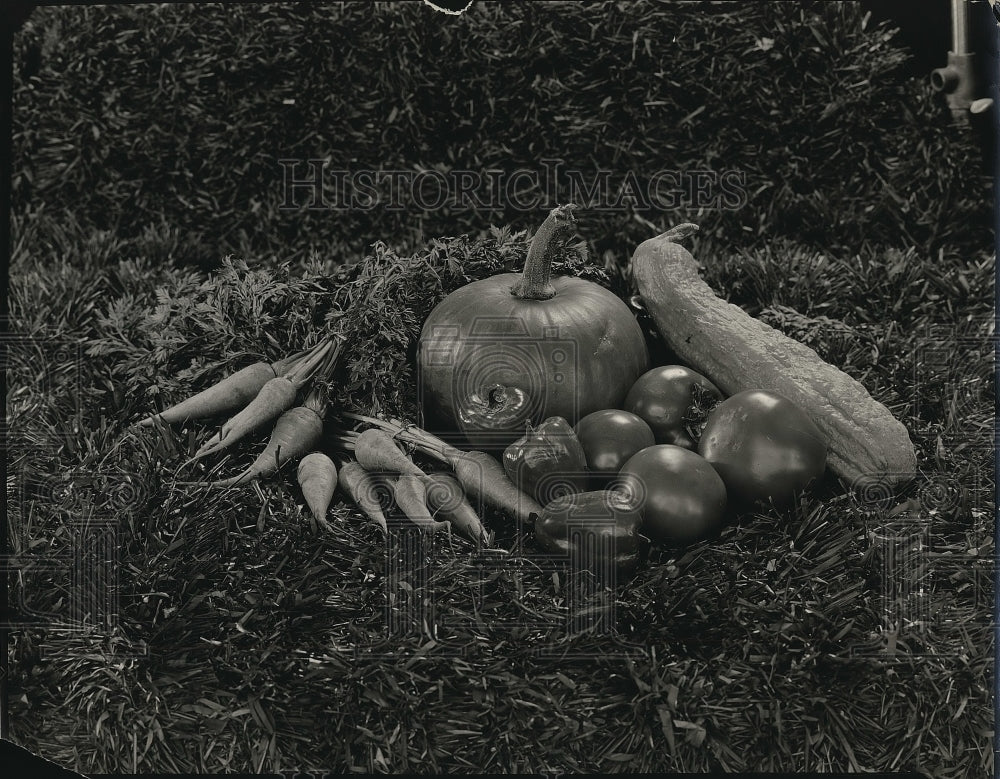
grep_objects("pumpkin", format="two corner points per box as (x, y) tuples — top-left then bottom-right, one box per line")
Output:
(418, 205), (649, 450)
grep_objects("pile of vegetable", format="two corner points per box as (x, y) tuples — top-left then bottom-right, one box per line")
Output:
(137, 205), (917, 584)
(11, 4), (993, 774)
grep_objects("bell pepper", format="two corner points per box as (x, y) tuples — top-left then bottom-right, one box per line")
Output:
(533, 490), (649, 582)
(502, 415), (589, 505)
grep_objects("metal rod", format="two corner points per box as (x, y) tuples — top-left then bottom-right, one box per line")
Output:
(952, 0), (968, 55)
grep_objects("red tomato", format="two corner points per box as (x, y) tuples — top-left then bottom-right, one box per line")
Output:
(697, 389), (827, 506)
(617, 444), (728, 544)
(624, 365), (723, 449)
(574, 409), (655, 475)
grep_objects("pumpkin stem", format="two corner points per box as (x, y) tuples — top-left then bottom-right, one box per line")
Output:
(511, 204), (579, 300)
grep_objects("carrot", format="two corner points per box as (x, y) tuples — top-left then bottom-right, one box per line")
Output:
(189, 339), (336, 461)
(337, 460), (389, 533)
(182, 394), (325, 488)
(137, 362), (276, 428)
(422, 472), (488, 545)
(189, 375), (299, 460)
(447, 449), (543, 527)
(297, 452), (338, 528)
(390, 473), (450, 534)
(353, 428), (425, 478)
(136, 346), (319, 428)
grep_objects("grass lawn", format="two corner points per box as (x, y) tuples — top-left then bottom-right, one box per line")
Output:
(6, 2), (996, 775)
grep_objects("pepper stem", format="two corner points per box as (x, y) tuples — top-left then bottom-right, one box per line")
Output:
(511, 204), (579, 300)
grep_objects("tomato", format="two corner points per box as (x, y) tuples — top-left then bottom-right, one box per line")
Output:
(574, 409), (655, 476)
(617, 444), (728, 544)
(623, 365), (722, 449)
(697, 389), (827, 506)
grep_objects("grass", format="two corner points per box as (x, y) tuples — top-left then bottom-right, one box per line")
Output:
(11, 2), (992, 266)
(7, 1), (996, 775)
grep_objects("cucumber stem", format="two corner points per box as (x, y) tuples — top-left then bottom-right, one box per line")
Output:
(660, 223), (700, 244)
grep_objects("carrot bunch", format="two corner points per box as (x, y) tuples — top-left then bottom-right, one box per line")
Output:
(330, 413), (545, 546)
(156, 337), (338, 484)
(331, 426), (488, 545)
(339, 412), (544, 526)
(141, 337), (342, 521)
